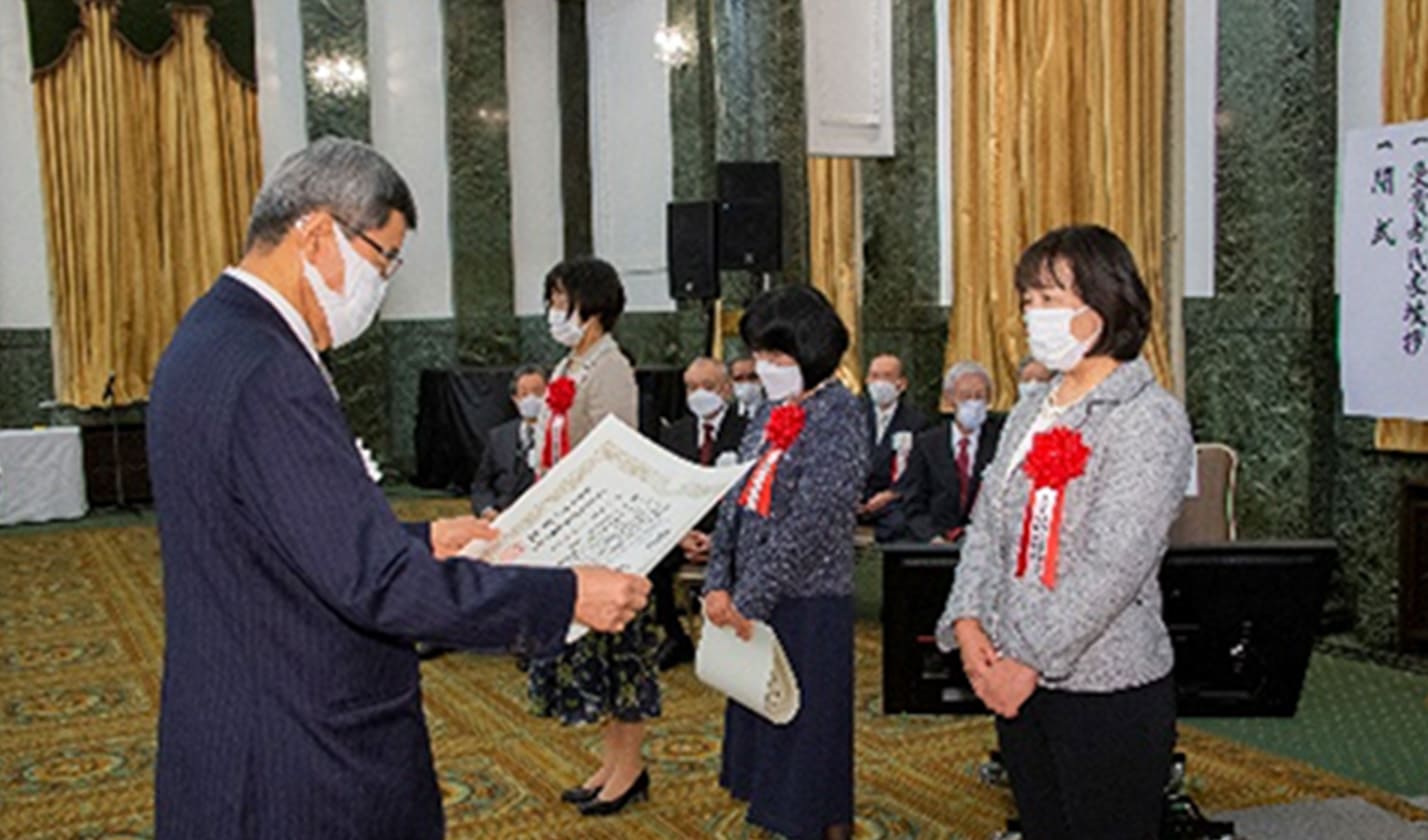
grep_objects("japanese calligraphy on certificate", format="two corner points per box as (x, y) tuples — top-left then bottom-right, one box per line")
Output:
(460, 415), (752, 642)
(1339, 119), (1428, 420)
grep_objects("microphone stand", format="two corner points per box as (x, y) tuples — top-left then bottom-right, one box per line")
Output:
(103, 372), (134, 513)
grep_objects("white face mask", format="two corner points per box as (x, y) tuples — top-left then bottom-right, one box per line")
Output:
(755, 359), (804, 403)
(1024, 306), (1097, 372)
(866, 380), (900, 408)
(516, 394), (545, 419)
(686, 388), (725, 419)
(955, 399), (988, 431)
(302, 225), (388, 349)
(733, 381), (763, 407)
(1017, 381), (1042, 401)
(547, 307), (586, 347)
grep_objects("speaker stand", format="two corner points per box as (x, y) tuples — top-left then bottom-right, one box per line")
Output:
(702, 298), (718, 357)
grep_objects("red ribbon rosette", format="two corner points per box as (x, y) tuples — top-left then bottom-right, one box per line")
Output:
(541, 376), (577, 470)
(737, 403), (806, 516)
(1015, 427), (1091, 588)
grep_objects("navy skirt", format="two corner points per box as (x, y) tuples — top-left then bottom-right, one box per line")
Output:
(720, 595), (854, 840)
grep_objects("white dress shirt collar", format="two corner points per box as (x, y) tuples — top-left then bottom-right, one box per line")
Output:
(698, 405), (728, 444)
(874, 399), (899, 443)
(225, 266), (328, 378)
(951, 422), (980, 466)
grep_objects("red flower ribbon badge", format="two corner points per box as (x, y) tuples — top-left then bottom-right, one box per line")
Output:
(1016, 427), (1091, 589)
(737, 403), (806, 516)
(541, 376), (577, 470)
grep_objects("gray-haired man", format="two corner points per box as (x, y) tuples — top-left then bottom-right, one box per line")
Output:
(887, 360), (1005, 543)
(147, 137), (649, 839)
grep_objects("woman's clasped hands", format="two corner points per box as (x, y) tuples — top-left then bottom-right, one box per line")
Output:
(953, 618), (1038, 718)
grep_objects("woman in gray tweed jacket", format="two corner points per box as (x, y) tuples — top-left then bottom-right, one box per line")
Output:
(936, 226), (1193, 839)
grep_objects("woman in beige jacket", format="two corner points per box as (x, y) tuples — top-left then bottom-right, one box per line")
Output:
(526, 257), (661, 818)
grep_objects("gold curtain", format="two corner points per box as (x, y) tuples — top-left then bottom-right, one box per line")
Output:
(34, 2), (261, 407)
(945, 0), (1172, 408)
(807, 156), (864, 391)
(1376, 0), (1428, 453)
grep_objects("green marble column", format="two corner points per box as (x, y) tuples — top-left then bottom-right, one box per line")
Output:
(668, 0), (717, 203)
(860, 0), (947, 412)
(300, 0), (393, 465)
(711, 0), (808, 310)
(0, 329), (53, 428)
(301, 0), (370, 142)
(446, 0), (519, 368)
(559, 0), (593, 259)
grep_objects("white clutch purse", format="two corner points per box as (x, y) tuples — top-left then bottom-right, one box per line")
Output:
(695, 615), (801, 725)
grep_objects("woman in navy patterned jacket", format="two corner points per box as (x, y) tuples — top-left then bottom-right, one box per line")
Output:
(703, 285), (870, 840)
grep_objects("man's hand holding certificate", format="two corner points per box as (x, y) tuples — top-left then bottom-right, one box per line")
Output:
(459, 416), (752, 641)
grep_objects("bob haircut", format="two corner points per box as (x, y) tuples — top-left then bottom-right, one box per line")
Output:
(544, 256), (626, 331)
(1013, 225), (1151, 362)
(739, 284), (849, 386)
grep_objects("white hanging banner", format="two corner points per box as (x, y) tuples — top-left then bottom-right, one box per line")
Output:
(802, 0), (894, 157)
(368, 0), (454, 319)
(1338, 119), (1428, 420)
(0, 0), (53, 329)
(507, 0), (565, 317)
(588, 0), (674, 313)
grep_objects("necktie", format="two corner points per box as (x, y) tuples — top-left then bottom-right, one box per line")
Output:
(700, 422), (715, 465)
(956, 436), (971, 513)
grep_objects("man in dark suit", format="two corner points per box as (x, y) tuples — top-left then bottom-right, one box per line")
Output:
(889, 360), (1004, 542)
(729, 355), (764, 420)
(652, 357), (747, 669)
(146, 139), (649, 840)
(858, 353), (928, 531)
(471, 365), (545, 520)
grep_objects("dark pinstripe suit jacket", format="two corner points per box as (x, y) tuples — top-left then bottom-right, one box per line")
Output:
(147, 275), (575, 839)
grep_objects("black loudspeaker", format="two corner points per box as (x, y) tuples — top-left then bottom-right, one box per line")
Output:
(667, 200), (720, 300)
(717, 161), (782, 271)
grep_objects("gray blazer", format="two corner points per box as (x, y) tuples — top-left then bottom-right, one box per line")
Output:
(936, 358), (1193, 693)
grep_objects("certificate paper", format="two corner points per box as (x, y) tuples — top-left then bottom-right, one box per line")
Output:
(459, 415), (752, 642)
(695, 616), (801, 725)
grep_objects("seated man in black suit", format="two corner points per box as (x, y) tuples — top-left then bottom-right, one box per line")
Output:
(652, 356), (747, 669)
(886, 360), (1004, 543)
(471, 365), (546, 520)
(858, 353), (928, 532)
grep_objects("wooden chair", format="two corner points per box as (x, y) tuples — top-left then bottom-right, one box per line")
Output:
(1169, 443), (1239, 545)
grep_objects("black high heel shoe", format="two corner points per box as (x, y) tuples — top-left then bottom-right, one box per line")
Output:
(559, 784), (602, 804)
(578, 769), (649, 816)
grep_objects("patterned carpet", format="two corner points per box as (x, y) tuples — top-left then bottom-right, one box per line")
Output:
(3, 505), (1425, 839)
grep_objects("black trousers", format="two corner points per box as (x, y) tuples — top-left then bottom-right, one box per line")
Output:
(995, 675), (1176, 840)
(648, 555), (692, 646)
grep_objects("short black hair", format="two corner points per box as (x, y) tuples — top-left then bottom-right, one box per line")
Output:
(1013, 225), (1151, 361)
(739, 284), (849, 386)
(509, 364), (546, 394)
(544, 257), (626, 331)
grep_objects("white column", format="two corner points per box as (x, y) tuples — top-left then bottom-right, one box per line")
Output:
(935, 0), (953, 307)
(1182, 0), (1218, 298)
(507, 0), (565, 317)
(253, 0), (308, 174)
(367, 0), (454, 319)
(588, 0), (675, 313)
(1337, 0), (1385, 294)
(0, 0), (54, 329)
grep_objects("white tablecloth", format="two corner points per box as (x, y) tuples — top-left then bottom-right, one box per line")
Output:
(0, 426), (88, 526)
